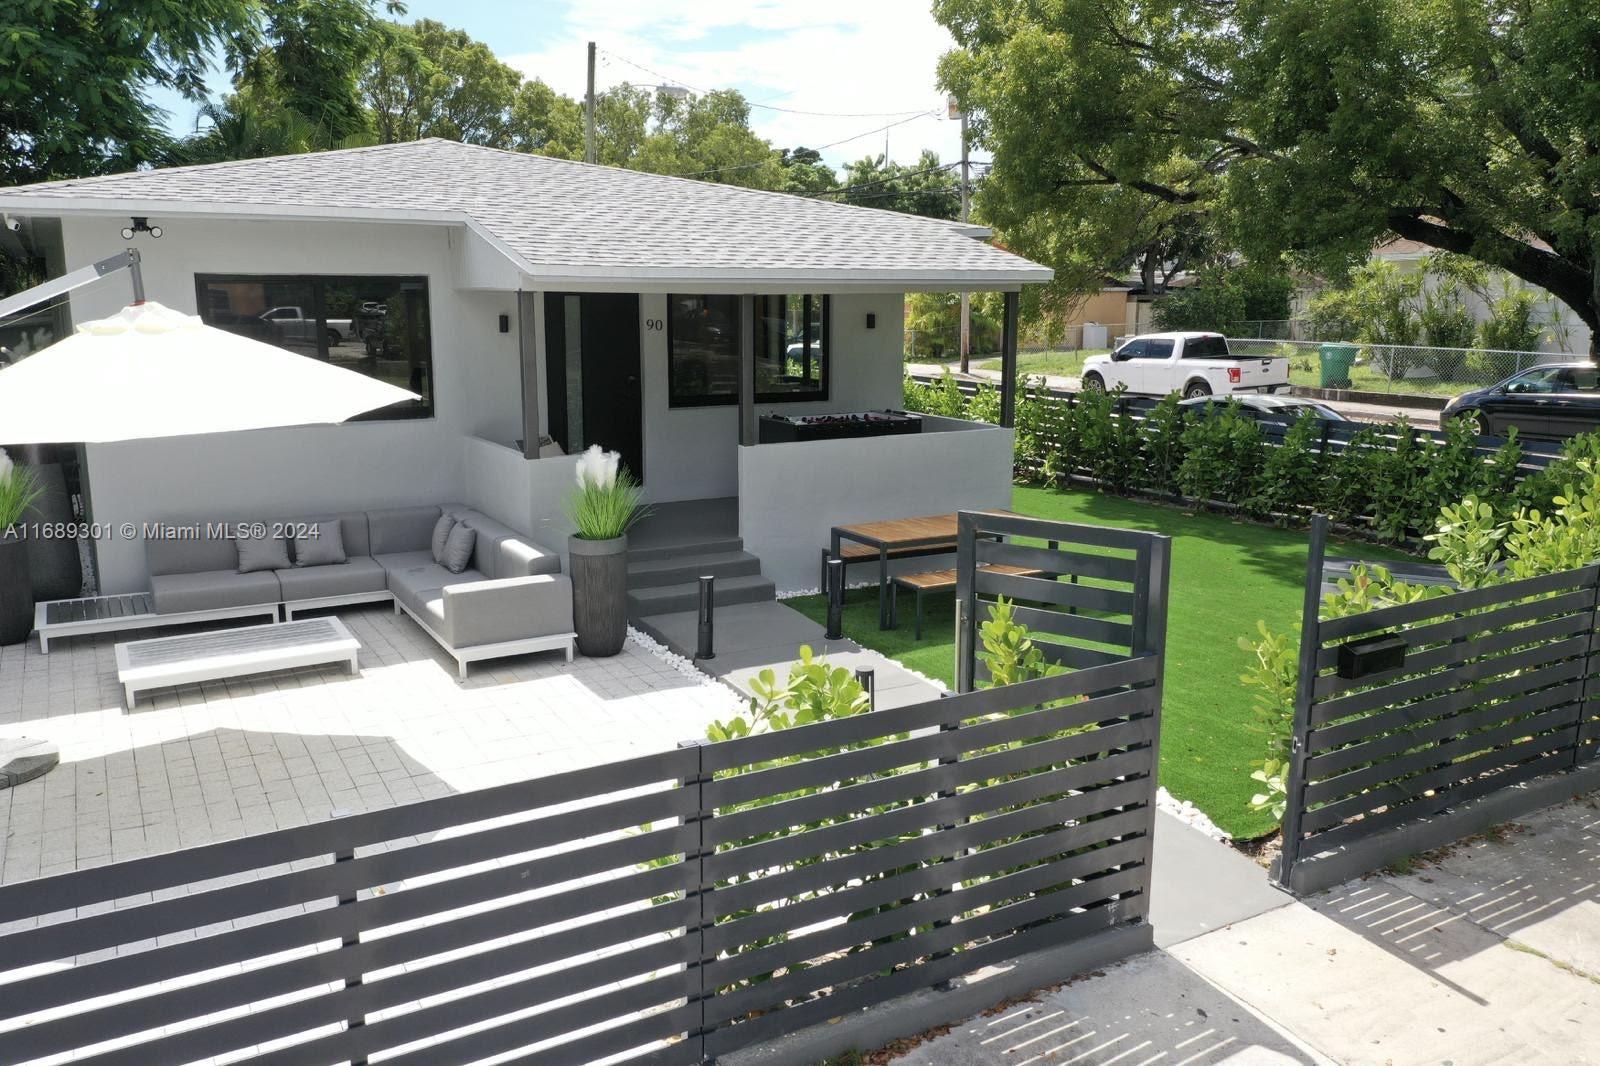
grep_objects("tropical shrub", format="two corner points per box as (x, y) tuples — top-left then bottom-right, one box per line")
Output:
(1176, 403), (1264, 504)
(1247, 411), (1321, 517)
(1139, 394), (1187, 494)
(1075, 386), (1142, 492)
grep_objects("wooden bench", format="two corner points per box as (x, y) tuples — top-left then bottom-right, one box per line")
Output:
(819, 542), (957, 595)
(890, 564), (1047, 639)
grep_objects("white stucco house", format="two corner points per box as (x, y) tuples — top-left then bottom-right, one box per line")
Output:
(0, 138), (1049, 600)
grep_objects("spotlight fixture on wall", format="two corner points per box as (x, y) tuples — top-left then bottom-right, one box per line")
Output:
(120, 217), (162, 240)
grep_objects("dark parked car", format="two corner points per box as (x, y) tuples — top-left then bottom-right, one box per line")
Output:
(1443, 362), (1600, 440)
(1178, 394), (1348, 424)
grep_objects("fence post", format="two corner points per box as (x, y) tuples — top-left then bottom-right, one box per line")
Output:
(1277, 514), (1330, 890)
(677, 738), (712, 1061)
(1571, 566), (1600, 770)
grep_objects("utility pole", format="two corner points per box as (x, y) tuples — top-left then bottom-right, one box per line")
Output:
(584, 41), (597, 165)
(949, 95), (972, 374)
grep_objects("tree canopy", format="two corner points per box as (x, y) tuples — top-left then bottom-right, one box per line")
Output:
(0, 0), (261, 184)
(936, 0), (1600, 352)
(830, 150), (962, 219)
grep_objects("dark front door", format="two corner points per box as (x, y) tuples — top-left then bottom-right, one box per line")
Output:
(544, 292), (644, 483)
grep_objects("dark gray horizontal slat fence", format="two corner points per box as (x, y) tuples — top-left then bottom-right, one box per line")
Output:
(0, 518), (1171, 1065)
(908, 374), (1564, 483)
(1276, 516), (1600, 893)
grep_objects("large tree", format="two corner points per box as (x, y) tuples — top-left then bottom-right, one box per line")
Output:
(936, 0), (1600, 353)
(0, 0), (260, 184)
(362, 18), (522, 146)
(830, 150), (962, 219)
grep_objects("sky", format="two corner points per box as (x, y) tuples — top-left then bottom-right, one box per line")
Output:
(154, 0), (969, 172)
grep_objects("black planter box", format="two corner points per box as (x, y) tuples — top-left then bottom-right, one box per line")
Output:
(759, 410), (924, 443)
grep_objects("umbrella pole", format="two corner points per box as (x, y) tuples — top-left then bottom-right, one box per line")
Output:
(0, 247), (146, 322)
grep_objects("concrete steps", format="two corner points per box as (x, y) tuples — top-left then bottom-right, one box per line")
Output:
(626, 547), (759, 583)
(627, 571), (776, 619)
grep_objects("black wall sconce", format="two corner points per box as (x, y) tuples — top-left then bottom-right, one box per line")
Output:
(498, 313), (510, 334)
(120, 217), (162, 239)
(866, 313), (876, 329)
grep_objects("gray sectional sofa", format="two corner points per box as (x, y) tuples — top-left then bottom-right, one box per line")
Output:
(145, 504), (574, 676)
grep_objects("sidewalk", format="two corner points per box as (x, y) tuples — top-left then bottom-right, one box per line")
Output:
(905, 363), (1441, 428)
(891, 794), (1600, 1065)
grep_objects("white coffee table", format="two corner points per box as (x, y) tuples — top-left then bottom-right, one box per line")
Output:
(115, 617), (360, 709)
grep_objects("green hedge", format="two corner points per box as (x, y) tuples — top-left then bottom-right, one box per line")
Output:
(903, 374), (1597, 543)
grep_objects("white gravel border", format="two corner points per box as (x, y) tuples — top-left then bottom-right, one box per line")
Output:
(626, 626), (731, 692)
(1157, 787), (1231, 841)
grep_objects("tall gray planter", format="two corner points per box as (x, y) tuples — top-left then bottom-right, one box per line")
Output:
(0, 534), (33, 647)
(569, 534), (628, 657)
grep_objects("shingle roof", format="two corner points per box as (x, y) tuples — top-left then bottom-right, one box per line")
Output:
(0, 139), (1050, 286)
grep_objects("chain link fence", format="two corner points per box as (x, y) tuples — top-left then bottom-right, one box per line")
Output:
(1226, 338), (1565, 396)
(905, 321), (1123, 362)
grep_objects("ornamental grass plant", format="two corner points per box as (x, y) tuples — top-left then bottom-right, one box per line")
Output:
(566, 445), (648, 540)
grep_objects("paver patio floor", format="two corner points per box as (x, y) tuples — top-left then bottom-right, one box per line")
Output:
(0, 603), (743, 885)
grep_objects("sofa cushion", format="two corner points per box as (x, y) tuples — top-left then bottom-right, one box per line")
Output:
(145, 523), (238, 577)
(494, 533), (562, 578)
(285, 512), (369, 560)
(430, 514), (455, 564)
(367, 505), (443, 556)
(439, 575), (574, 648)
(439, 506), (560, 579)
(150, 569), (281, 614)
(441, 523), (476, 574)
(292, 521), (347, 567)
(236, 532), (291, 574)
(377, 551), (485, 619)
(275, 556), (387, 602)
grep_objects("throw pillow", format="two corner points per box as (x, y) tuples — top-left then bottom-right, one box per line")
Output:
(441, 522), (477, 575)
(236, 531), (291, 574)
(293, 522), (347, 567)
(430, 514), (456, 564)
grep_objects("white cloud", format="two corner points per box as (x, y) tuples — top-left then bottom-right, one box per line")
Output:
(502, 0), (967, 171)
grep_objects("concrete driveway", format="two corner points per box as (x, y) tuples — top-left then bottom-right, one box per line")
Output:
(898, 793), (1600, 1065)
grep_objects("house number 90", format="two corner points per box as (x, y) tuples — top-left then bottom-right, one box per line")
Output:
(644, 318), (664, 331)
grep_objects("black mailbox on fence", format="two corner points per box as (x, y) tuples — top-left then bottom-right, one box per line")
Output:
(1336, 634), (1407, 680)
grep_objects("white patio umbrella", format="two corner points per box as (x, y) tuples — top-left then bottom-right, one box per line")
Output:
(0, 301), (419, 443)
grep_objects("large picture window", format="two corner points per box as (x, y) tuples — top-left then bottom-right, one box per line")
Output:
(195, 274), (433, 419)
(668, 293), (829, 407)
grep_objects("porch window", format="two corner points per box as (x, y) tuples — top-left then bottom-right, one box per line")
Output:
(194, 274), (433, 419)
(667, 293), (829, 407)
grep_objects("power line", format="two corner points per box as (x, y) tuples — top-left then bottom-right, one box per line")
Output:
(597, 47), (932, 119)
(676, 112), (940, 180)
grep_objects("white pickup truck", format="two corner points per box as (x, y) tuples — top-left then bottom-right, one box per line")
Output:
(259, 306), (357, 346)
(1080, 332), (1289, 399)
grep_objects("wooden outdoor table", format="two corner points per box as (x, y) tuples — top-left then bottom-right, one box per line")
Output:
(830, 510), (1015, 629)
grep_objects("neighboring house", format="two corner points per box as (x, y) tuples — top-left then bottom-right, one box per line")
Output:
(1365, 237), (1590, 354)
(0, 139), (1049, 595)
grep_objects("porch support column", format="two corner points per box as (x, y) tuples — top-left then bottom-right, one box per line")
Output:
(738, 293), (757, 446)
(999, 289), (1020, 428)
(518, 291), (542, 460)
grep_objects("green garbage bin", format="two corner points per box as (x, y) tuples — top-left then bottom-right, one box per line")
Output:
(1319, 343), (1357, 389)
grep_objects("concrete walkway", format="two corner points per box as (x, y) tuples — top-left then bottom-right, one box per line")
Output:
(894, 793), (1600, 1065)
(635, 599), (941, 710)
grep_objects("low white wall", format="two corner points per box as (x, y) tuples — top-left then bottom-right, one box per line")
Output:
(637, 292), (907, 504)
(462, 434), (579, 559)
(737, 419), (1015, 594)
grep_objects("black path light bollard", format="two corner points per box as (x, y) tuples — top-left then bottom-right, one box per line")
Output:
(825, 557), (844, 639)
(695, 575), (715, 661)
(855, 668), (875, 710)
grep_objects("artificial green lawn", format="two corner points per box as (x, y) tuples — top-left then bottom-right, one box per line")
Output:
(788, 485), (1411, 839)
